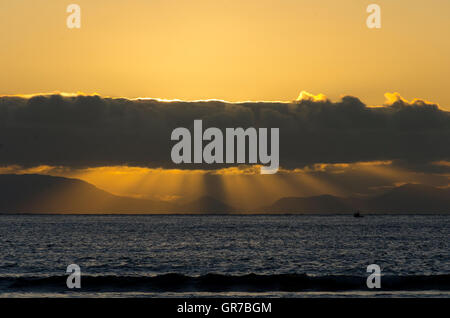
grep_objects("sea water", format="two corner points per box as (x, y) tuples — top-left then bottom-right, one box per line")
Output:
(0, 214), (448, 297)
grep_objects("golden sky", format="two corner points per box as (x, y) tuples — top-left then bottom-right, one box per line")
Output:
(1, 0), (450, 108)
(1, 1), (449, 208)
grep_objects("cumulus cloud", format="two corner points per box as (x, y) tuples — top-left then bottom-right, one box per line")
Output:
(0, 93), (449, 169)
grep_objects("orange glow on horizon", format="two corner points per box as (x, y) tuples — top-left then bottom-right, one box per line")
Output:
(1, 160), (447, 209)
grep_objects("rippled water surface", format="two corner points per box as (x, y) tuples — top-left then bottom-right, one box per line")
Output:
(0, 214), (449, 296)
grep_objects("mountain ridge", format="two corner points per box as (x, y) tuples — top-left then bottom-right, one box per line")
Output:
(261, 184), (450, 213)
(0, 174), (448, 214)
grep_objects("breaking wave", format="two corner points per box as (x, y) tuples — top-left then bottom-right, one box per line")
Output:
(2, 273), (450, 293)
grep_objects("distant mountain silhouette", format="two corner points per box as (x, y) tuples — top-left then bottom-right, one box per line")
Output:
(0, 174), (173, 213)
(0, 174), (234, 214)
(364, 184), (450, 213)
(261, 184), (450, 213)
(179, 196), (235, 214)
(262, 195), (352, 213)
(0, 174), (448, 213)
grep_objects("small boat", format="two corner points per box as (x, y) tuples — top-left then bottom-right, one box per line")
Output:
(353, 211), (363, 218)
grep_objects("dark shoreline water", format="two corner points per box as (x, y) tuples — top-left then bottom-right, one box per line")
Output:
(1, 214), (449, 297)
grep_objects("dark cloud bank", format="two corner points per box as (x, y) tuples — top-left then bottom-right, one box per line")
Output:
(0, 94), (449, 169)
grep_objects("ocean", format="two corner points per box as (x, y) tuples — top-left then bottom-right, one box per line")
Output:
(0, 214), (449, 297)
